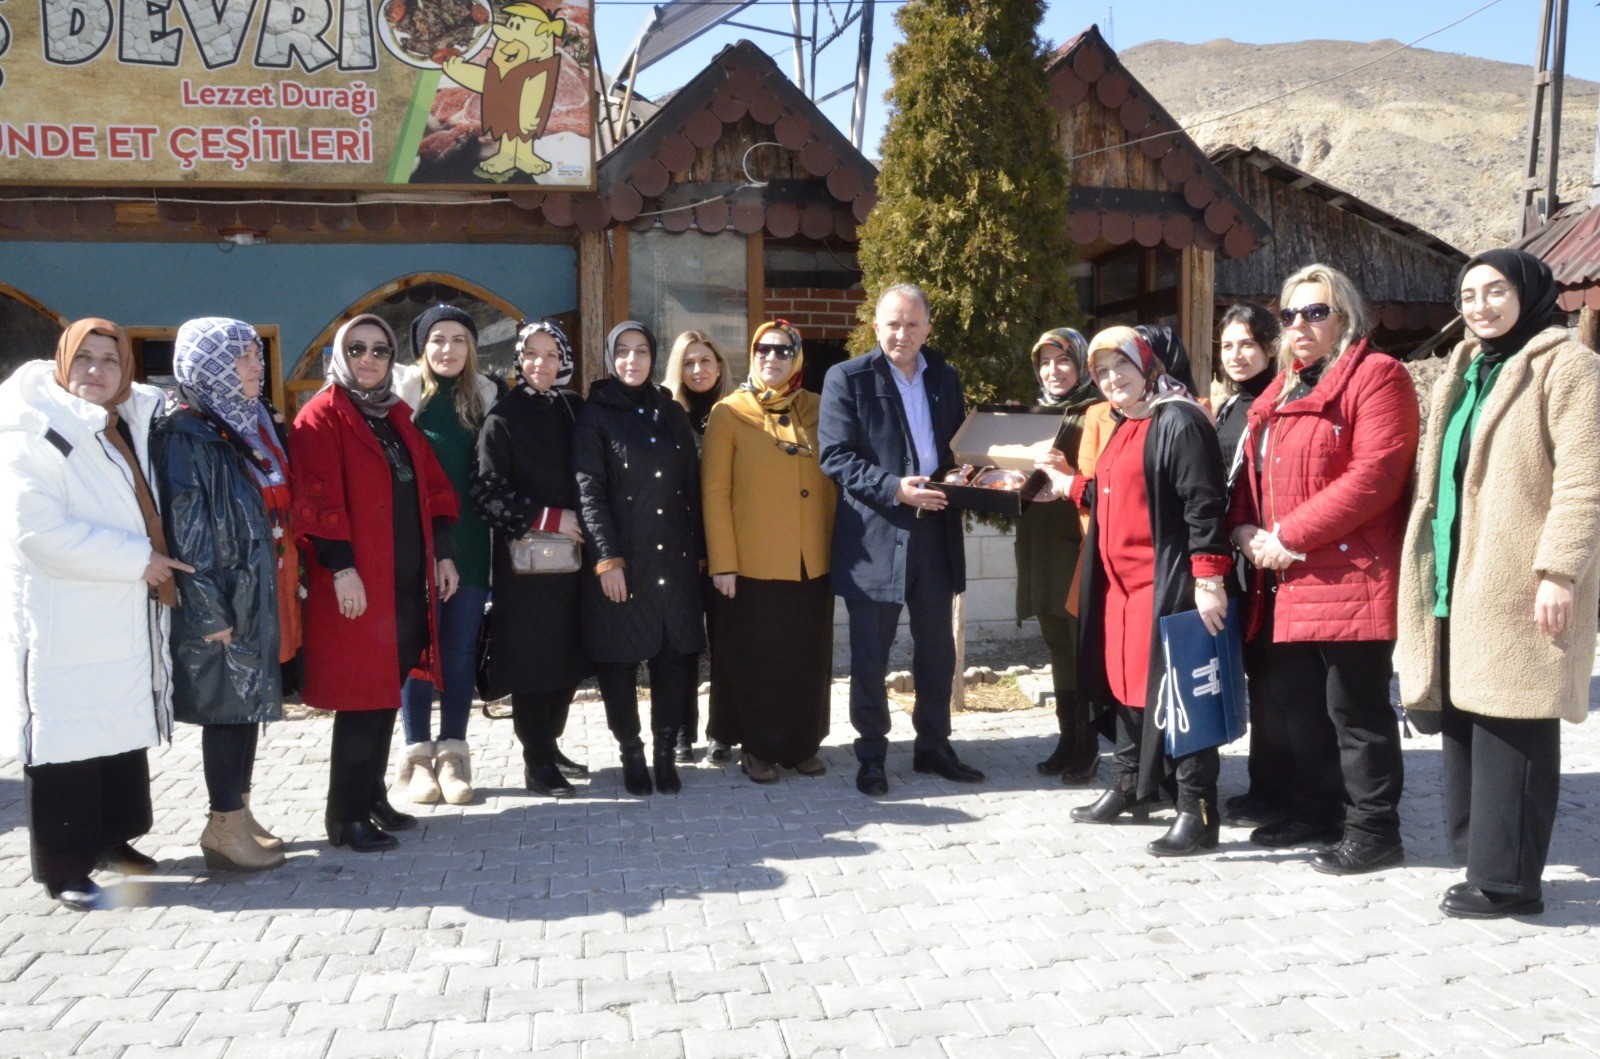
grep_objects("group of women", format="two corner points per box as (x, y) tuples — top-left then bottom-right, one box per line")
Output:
(1025, 250), (1598, 919)
(0, 305), (840, 910)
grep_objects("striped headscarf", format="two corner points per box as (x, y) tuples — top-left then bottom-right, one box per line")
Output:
(515, 318), (574, 392)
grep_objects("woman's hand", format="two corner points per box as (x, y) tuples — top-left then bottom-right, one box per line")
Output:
(1033, 454), (1074, 501)
(599, 567), (628, 603)
(335, 569), (367, 619)
(436, 558), (459, 602)
(143, 552), (195, 587)
(1535, 573), (1574, 637)
(203, 627), (234, 645)
(556, 509), (584, 542)
(713, 573), (737, 598)
(1250, 532), (1298, 572)
(1196, 583), (1229, 635)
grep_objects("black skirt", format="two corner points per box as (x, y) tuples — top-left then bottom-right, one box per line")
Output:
(708, 574), (832, 764)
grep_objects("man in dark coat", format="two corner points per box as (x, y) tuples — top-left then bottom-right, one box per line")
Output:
(818, 283), (984, 796)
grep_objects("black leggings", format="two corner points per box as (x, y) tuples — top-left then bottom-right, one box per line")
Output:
(327, 709), (398, 824)
(510, 686), (579, 768)
(202, 724), (259, 813)
(597, 653), (694, 743)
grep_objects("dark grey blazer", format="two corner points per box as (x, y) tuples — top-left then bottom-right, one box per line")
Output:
(818, 346), (967, 603)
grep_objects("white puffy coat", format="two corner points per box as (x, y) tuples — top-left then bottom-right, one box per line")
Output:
(0, 361), (173, 765)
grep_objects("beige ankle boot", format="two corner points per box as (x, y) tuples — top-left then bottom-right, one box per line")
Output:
(240, 792), (283, 850)
(200, 809), (286, 872)
(401, 741), (441, 804)
(434, 739), (474, 805)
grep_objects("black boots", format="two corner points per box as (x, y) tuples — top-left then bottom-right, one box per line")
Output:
(1070, 785), (1150, 824)
(619, 738), (652, 796)
(1147, 791), (1220, 857)
(653, 728), (682, 794)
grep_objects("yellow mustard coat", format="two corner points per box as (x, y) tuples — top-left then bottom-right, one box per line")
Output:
(1397, 327), (1600, 722)
(701, 390), (837, 581)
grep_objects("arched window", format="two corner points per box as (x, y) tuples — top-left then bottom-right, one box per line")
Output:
(0, 284), (69, 382)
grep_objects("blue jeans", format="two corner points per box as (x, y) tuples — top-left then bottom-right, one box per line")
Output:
(401, 585), (489, 744)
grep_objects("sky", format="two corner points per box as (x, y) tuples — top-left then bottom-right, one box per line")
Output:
(590, 0), (1600, 158)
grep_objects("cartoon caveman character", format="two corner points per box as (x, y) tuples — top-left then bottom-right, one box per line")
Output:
(441, 2), (565, 182)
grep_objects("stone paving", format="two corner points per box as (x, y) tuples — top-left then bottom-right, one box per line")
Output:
(3, 666), (1600, 1059)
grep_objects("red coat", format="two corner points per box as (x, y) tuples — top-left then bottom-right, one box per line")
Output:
(291, 386), (458, 711)
(1228, 340), (1419, 643)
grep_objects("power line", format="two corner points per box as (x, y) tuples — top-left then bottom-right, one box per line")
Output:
(1070, 0), (1509, 162)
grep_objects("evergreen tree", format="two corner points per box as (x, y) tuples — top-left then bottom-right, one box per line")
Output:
(854, 0), (1077, 403)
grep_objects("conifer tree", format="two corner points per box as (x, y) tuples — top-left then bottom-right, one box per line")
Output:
(854, 0), (1077, 403)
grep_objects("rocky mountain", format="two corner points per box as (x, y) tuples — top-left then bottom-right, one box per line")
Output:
(1119, 38), (1600, 254)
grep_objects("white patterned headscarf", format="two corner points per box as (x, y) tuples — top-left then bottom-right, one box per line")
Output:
(515, 319), (574, 392)
(174, 317), (264, 440)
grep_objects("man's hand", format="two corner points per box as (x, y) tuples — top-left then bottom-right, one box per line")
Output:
(895, 475), (948, 512)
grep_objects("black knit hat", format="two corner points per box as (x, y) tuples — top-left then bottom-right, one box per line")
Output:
(410, 304), (478, 358)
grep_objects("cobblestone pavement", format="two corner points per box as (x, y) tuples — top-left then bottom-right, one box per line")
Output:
(3, 665), (1599, 1059)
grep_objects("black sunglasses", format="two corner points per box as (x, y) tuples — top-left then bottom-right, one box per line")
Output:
(347, 342), (394, 360)
(753, 343), (797, 361)
(1278, 303), (1338, 327)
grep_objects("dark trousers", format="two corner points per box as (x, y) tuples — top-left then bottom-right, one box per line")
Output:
(201, 724), (259, 813)
(846, 514), (956, 763)
(510, 686), (579, 769)
(1038, 612), (1097, 771)
(1108, 704), (1218, 799)
(1240, 593), (1295, 808)
(1262, 636), (1403, 842)
(681, 577), (717, 742)
(25, 748), (152, 887)
(597, 653), (693, 743)
(400, 584), (488, 744)
(327, 709), (398, 824)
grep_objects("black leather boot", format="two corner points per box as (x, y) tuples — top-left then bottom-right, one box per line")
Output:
(1036, 733), (1072, 775)
(1070, 784), (1149, 824)
(653, 728), (682, 794)
(619, 737), (652, 796)
(1147, 790), (1220, 857)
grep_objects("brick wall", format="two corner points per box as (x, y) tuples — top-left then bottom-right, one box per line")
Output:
(765, 286), (866, 341)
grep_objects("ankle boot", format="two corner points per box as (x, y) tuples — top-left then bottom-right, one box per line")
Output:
(434, 739), (474, 805)
(1147, 791), (1220, 857)
(401, 741), (441, 804)
(200, 809), (286, 872)
(1070, 785), (1149, 824)
(653, 728), (682, 794)
(619, 738), (652, 796)
(240, 792), (284, 850)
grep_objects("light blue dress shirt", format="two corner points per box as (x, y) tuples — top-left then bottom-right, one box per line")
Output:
(891, 351), (939, 479)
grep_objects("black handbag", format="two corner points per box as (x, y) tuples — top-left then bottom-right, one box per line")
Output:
(474, 600), (506, 702)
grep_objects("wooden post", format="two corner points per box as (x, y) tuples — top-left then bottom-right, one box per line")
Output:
(578, 229), (609, 395)
(1580, 306), (1599, 352)
(746, 230), (765, 337)
(1179, 246), (1216, 398)
(951, 591), (967, 711)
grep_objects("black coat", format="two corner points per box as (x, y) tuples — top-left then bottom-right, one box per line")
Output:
(1077, 400), (1229, 799)
(472, 387), (592, 694)
(152, 410), (283, 726)
(573, 380), (706, 664)
(817, 347), (967, 603)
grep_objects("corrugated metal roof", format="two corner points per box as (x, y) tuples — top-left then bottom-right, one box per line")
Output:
(613, 1), (758, 81)
(1518, 197), (1600, 308)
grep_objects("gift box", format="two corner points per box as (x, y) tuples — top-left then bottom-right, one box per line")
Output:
(928, 405), (1070, 516)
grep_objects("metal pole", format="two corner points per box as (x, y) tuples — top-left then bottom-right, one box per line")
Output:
(850, 0), (876, 150)
(790, 0), (805, 92)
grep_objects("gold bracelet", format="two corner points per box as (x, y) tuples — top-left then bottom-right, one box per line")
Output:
(1195, 577), (1223, 593)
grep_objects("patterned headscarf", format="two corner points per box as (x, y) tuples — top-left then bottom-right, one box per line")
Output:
(515, 318), (574, 393)
(324, 313), (404, 417)
(1030, 327), (1095, 409)
(743, 319), (805, 409)
(1087, 325), (1198, 419)
(54, 318), (134, 409)
(174, 317), (263, 441)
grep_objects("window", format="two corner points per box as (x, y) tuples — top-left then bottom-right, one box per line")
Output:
(629, 230), (749, 381)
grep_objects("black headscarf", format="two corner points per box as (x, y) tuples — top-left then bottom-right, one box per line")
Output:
(1458, 248), (1560, 364)
(1135, 324), (1201, 396)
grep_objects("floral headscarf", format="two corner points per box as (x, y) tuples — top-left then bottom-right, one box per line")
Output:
(743, 319), (805, 409)
(1030, 327), (1096, 409)
(1086, 325), (1199, 419)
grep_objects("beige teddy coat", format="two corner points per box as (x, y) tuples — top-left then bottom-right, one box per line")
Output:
(1397, 327), (1600, 722)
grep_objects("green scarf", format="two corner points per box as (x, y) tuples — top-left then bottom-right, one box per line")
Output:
(1431, 354), (1505, 617)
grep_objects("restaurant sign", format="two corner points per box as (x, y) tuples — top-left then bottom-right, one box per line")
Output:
(0, 0), (595, 189)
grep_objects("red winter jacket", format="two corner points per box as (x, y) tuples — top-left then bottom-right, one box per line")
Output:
(1227, 339), (1419, 643)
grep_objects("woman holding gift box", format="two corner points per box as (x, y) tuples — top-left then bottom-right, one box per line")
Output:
(1038, 326), (1232, 857)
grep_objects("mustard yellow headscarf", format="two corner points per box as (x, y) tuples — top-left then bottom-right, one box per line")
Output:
(720, 319), (818, 454)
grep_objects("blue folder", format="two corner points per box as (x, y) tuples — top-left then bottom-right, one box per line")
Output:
(1153, 599), (1248, 758)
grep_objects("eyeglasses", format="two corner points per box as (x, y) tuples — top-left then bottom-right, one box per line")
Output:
(753, 344), (797, 361)
(1278, 304), (1338, 327)
(347, 342), (394, 361)
(1457, 285), (1513, 309)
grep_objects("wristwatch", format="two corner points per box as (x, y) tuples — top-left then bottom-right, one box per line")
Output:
(1194, 577), (1223, 593)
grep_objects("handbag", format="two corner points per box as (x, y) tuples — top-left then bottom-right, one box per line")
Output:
(509, 530), (581, 575)
(1152, 598), (1248, 758)
(474, 599), (506, 702)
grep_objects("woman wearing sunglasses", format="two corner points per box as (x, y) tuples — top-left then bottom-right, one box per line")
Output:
(1226, 264), (1419, 875)
(1397, 249), (1600, 918)
(292, 315), (458, 852)
(701, 321), (837, 783)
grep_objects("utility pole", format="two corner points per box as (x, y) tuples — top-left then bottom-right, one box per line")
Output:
(1518, 0), (1569, 237)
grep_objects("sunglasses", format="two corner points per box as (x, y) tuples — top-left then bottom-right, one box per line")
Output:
(1278, 304), (1337, 327)
(347, 342), (394, 361)
(753, 343), (797, 361)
